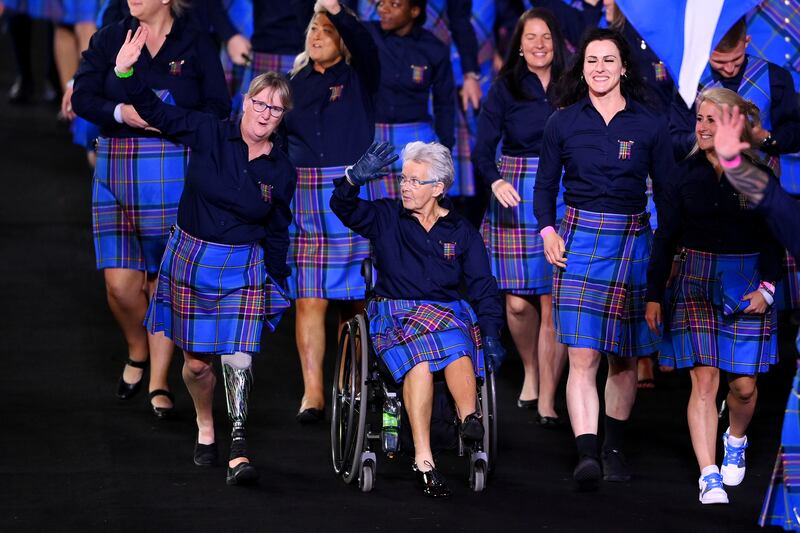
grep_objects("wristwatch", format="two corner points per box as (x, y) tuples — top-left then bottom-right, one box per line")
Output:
(761, 133), (777, 150)
(464, 72), (480, 81)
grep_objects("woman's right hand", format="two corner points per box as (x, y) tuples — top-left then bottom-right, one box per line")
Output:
(542, 230), (567, 269)
(120, 104), (152, 129)
(115, 26), (148, 73)
(319, 0), (341, 14)
(645, 302), (662, 334)
(491, 179), (520, 208)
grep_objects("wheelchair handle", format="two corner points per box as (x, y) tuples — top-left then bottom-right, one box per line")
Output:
(361, 258), (374, 293)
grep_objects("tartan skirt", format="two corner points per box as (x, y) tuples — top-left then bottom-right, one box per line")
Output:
(480, 155), (565, 295)
(227, 52), (296, 118)
(365, 122), (437, 201)
(4, 0), (61, 19)
(554, 206), (658, 357)
(659, 249), (778, 374)
(776, 250), (800, 311)
(450, 106), (476, 197)
(92, 136), (189, 274)
(286, 166), (370, 300)
(71, 117), (100, 150)
(367, 298), (485, 383)
(146, 226), (291, 354)
(60, 0), (99, 24)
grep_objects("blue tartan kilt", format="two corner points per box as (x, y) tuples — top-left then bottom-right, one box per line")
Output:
(226, 52), (296, 118)
(365, 122), (437, 201)
(92, 136), (188, 274)
(146, 226), (290, 354)
(480, 155), (565, 295)
(4, 0), (61, 19)
(659, 249), (778, 374)
(60, 0), (99, 23)
(367, 298), (485, 383)
(71, 117), (100, 150)
(286, 166), (370, 300)
(776, 250), (800, 311)
(554, 206), (658, 357)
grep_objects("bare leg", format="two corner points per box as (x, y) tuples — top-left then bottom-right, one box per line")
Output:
(566, 347), (601, 435)
(404, 362), (435, 468)
(443, 355), (477, 420)
(727, 374), (757, 438)
(104, 268), (149, 384)
(53, 26), (78, 91)
(605, 355), (638, 421)
(505, 294), (540, 402)
(146, 276), (174, 409)
(688, 366), (719, 470)
(637, 356), (655, 388)
(183, 351), (216, 445)
(295, 297), (328, 410)
(537, 295), (566, 418)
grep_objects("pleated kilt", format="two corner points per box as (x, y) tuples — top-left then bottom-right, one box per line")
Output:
(92, 136), (188, 274)
(366, 121), (437, 201)
(146, 226), (291, 354)
(367, 298), (485, 383)
(60, 0), (99, 24)
(226, 52), (296, 118)
(554, 206), (658, 357)
(659, 249), (778, 374)
(286, 166), (369, 300)
(4, 0), (61, 19)
(759, 366), (800, 530)
(480, 155), (565, 295)
(776, 250), (800, 311)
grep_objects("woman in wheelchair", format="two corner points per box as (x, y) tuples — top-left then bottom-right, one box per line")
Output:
(330, 141), (506, 497)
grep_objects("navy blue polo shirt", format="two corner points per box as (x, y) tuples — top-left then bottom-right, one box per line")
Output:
(120, 72), (296, 281)
(646, 153), (783, 303)
(366, 22), (455, 148)
(330, 177), (504, 338)
(534, 96), (675, 230)
(472, 68), (555, 187)
(284, 9), (380, 168)
(73, 15), (231, 138)
(251, 0), (310, 55)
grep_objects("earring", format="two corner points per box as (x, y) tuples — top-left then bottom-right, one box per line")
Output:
(519, 48), (523, 57)
(580, 74), (585, 82)
(621, 72), (628, 80)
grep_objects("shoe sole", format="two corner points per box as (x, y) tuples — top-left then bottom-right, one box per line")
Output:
(721, 474), (745, 486)
(574, 462), (602, 490)
(699, 493), (729, 504)
(227, 468), (259, 486)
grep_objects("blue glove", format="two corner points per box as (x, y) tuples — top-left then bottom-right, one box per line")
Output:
(345, 142), (399, 186)
(483, 336), (506, 373)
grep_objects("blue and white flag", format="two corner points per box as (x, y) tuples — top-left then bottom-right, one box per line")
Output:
(616, 0), (762, 107)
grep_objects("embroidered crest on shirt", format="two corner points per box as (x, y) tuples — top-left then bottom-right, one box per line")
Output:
(652, 61), (667, 82)
(441, 241), (456, 261)
(168, 60), (185, 76)
(329, 84), (344, 102)
(617, 140), (635, 160)
(410, 65), (428, 84)
(260, 183), (273, 204)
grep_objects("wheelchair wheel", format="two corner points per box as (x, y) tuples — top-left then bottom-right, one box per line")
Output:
(359, 459), (375, 492)
(470, 459), (487, 492)
(330, 314), (370, 483)
(484, 371), (498, 471)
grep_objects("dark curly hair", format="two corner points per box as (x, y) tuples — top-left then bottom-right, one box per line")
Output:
(555, 28), (651, 108)
(497, 7), (567, 101)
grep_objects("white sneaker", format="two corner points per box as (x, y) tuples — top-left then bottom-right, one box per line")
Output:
(698, 472), (729, 504)
(720, 430), (748, 486)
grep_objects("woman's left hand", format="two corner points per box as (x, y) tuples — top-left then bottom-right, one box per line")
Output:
(743, 290), (769, 314)
(115, 26), (148, 73)
(319, 0), (341, 15)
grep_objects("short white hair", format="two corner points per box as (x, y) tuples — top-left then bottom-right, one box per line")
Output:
(401, 141), (454, 193)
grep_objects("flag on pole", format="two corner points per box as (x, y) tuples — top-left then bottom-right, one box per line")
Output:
(616, 0), (762, 107)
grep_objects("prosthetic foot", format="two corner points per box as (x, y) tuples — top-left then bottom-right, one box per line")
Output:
(222, 353), (259, 486)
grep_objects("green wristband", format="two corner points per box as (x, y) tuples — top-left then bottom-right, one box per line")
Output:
(115, 66), (134, 79)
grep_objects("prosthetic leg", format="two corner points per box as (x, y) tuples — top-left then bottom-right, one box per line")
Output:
(222, 352), (259, 485)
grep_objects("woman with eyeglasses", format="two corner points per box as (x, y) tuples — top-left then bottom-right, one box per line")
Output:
(282, 0), (380, 423)
(113, 27), (296, 486)
(473, 7), (568, 428)
(72, 0), (230, 419)
(330, 141), (505, 497)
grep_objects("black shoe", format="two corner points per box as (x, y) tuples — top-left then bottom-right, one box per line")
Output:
(149, 389), (175, 419)
(296, 407), (324, 424)
(116, 358), (148, 400)
(517, 398), (538, 410)
(7, 78), (33, 105)
(536, 413), (563, 429)
(413, 462), (451, 498)
(459, 412), (485, 443)
(601, 449), (631, 482)
(573, 455), (602, 490)
(226, 461), (259, 485)
(193, 441), (218, 467)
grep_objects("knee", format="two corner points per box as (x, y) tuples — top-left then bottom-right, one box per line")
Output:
(569, 350), (599, 374)
(730, 381), (757, 403)
(105, 276), (143, 305)
(692, 371), (719, 402)
(184, 356), (213, 380)
(505, 296), (533, 320)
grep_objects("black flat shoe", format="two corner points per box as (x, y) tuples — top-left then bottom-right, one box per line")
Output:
(116, 358), (148, 400)
(149, 389), (175, 419)
(517, 398), (538, 410)
(536, 413), (563, 429)
(413, 462), (451, 498)
(573, 455), (601, 490)
(296, 407), (324, 424)
(193, 441), (218, 467)
(459, 412), (485, 443)
(601, 449), (631, 482)
(226, 462), (259, 485)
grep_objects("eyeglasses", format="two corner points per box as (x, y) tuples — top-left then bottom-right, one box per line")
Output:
(250, 98), (285, 118)
(397, 175), (438, 189)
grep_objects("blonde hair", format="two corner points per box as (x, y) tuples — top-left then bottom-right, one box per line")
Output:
(605, 0), (627, 30)
(169, 0), (188, 18)
(290, 1), (353, 77)
(689, 87), (762, 161)
(246, 72), (293, 111)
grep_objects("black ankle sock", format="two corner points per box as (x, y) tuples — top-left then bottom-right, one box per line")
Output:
(603, 415), (627, 452)
(575, 433), (598, 459)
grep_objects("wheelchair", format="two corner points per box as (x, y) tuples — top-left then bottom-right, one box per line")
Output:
(330, 260), (498, 493)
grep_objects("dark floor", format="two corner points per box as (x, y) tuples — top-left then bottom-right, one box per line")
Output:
(1, 25), (799, 533)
